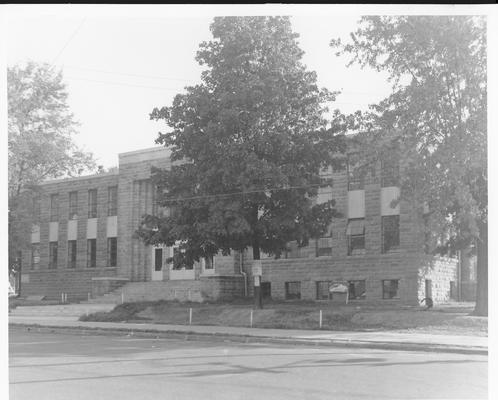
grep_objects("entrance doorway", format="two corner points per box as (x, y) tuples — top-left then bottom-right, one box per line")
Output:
(151, 247), (164, 281)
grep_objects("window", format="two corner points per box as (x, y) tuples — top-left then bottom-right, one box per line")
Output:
(316, 281), (330, 300)
(32, 196), (41, 222)
(88, 189), (97, 218)
(348, 280), (366, 300)
(87, 239), (96, 268)
(106, 238), (117, 267)
(203, 256), (214, 270)
(382, 215), (400, 253)
(347, 153), (364, 190)
(172, 247), (193, 270)
(381, 158), (399, 187)
(316, 237), (333, 257)
(347, 218), (365, 255)
(261, 282), (272, 299)
(382, 279), (399, 299)
(154, 248), (162, 271)
(67, 240), (77, 268)
(31, 244), (40, 269)
(285, 281), (301, 300)
(107, 186), (118, 216)
(49, 242), (58, 269)
(50, 194), (59, 222)
(69, 191), (78, 219)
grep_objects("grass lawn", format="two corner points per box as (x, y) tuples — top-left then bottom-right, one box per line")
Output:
(79, 299), (487, 336)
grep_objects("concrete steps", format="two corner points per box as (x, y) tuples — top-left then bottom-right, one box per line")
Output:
(82, 280), (206, 304)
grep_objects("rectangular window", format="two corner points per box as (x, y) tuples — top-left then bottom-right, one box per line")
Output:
(32, 196), (41, 222)
(50, 194), (59, 222)
(107, 186), (118, 216)
(347, 218), (365, 255)
(31, 244), (40, 269)
(316, 281), (330, 300)
(107, 237), (117, 267)
(69, 191), (78, 220)
(382, 215), (400, 253)
(381, 158), (400, 187)
(285, 281), (301, 300)
(87, 239), (96, 268)
(348, 280), (366, 300)
(48, 241), (58, 269)
(382, 279), (399, 299)
(153, 248), (163, 271)
(261, 282), (272, 299)
(316, 237), (333, 257)
(88, 189), (97, 218)
(203, 256), (214, 270)
(172, 247), (193, 270)
(347, 153), (364, 191)
(67, 240), (77, 268)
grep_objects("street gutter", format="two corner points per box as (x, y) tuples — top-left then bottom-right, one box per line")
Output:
(9, 322), (488, 356)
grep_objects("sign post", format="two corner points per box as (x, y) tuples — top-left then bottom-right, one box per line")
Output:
(252, 260), (263, 309)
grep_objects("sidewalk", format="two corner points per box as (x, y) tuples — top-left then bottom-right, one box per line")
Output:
(9, 314), (488, 355)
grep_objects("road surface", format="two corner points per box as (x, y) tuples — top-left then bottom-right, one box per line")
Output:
(9, 326), (487, 400)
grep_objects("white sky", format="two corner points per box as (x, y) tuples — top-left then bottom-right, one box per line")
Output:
(4, 6), (397, 168)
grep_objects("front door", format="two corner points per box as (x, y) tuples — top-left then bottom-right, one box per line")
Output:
(151, 247), (164, 281)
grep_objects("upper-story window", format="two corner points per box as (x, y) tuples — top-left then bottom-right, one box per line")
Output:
(32, 196), (41, 222)
(381, 215), (400, 253)
(88, 189), (97, 218)
(107, 186), (118, 216)
(381, 158), (400, 187)
(347, 153), (364, 191)
(69, 191), (78, 220)
(347, 218), (365, 255)
(50, 194), (59, 222)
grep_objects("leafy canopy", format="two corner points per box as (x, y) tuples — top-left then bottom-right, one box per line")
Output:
(138, 17), (345, 264)
(8, 62), (95, 265)
(331, 16), (486, 254)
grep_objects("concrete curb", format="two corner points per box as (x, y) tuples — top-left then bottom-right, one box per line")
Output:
(9, 322), (488, 356)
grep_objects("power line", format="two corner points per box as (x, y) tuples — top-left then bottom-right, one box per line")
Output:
(157, 182), (335, 204)
(52, 18), (87, 65)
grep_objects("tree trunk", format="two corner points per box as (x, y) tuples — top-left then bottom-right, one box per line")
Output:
(473, 221), (487, 316)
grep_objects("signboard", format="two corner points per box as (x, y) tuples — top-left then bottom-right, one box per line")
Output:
(252, 260), (262, 276)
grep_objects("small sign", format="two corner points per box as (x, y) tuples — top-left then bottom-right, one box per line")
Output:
(254, 275), (260, 287)
(252, 260), (262, 276)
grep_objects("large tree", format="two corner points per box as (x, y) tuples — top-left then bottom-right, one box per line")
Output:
(138, 16), (345, 270)
(8, 62), (95, 270)
(331, 16), (487, 315)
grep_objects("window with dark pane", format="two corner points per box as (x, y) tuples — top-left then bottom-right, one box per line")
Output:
(107, 238), (117, 267)
(50, 194), (59, 221)
(382, 279), (399, 299)
(285, 281), (301, 300)
(49, 241), (58, 269)
(87, 239), (96, 268)
(107, 186), (118, 216)
(88, 189), (98, 218)
(69, 191), (78, 219)
(382, 215), (400, 253)
(67, 240), (77, 268)
(348, 280), (366, 300)
(316, 281), (330, 300)
(347, 218), (365, 255)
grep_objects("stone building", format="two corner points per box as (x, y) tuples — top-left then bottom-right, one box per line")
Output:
(20, 146), (463, 305)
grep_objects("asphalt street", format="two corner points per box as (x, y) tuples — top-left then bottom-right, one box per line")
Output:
(9, 326), (487, 400)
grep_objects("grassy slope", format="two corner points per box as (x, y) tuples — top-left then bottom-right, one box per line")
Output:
(79, 300), (487, 336)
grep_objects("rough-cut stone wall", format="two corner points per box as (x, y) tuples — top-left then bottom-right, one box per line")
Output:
(417, 256), (458, 304)
(21, 172), (120, 299)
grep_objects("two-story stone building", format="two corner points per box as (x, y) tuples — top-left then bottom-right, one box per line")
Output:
(20, 145), (462, 305)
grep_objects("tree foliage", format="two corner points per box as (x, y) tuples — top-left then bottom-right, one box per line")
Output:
(8, 62), (95, 266)
(331, 16), (487, 313)
(138, 17), (345, 265)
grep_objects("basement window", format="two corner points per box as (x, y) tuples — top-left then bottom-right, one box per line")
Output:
(348, 280), (366, 300)
(285, 281), (301, 300)
(316, 281), (330, 300)
(261, 282), (272, 299)
(382, 279), (399, 299)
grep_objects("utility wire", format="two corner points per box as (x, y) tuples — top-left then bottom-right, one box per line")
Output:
(51, 18), (87, 65)
(156, 182), (336, 204)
